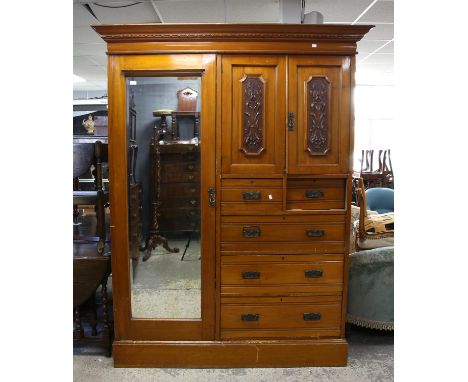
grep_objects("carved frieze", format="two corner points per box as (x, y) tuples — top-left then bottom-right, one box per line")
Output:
(307, 76), (331, 155)
(241, 75), (265, 155)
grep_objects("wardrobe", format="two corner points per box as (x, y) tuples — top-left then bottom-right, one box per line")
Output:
(94, 23), (372, 367)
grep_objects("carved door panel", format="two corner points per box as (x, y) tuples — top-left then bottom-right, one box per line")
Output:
(288, 56), (351, 174)
(221, 56), (286, 176)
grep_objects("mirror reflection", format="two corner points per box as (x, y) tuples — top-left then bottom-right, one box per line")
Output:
(127, 77), (202, 319)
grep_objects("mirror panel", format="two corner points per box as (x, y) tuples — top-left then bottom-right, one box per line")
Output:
(126, 76), (202, 319)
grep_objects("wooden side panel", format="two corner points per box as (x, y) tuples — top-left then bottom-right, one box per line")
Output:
(288, 56), (351, 174)
(221, 56), (286, 176)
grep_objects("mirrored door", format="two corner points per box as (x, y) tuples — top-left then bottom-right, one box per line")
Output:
(109, 54), (216, 340)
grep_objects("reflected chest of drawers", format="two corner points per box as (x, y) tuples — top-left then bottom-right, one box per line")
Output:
(96, 23), (373, 368)
(157, 143), (200, 233)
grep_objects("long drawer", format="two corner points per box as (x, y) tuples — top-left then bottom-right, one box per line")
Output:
(221, 215), (346, 253)
(287, 178), (346, 211)
(221, 255), (344, 296)
(221, 179), (282, 215)
(221, 222), (344, 243)
(221, 296), (341, 339)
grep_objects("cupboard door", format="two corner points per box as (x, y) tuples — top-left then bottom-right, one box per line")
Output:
(288, 56), (351, 174)
(221, 56), (286, 176)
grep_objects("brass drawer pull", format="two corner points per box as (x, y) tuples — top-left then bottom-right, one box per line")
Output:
(305, 189), (324, 199)
(305, 269), (323, 278)
(189, 199), (197, 206)
(303, 312), (321, 321)
(242, 191), (261, 200)
(242, 271), (260, 279)
(187, 175), (195, 181)
(241, 313), (259, 321)
(306, 229), (324, 237)
(186, 164), (195, 171)
(243, 226), (261, 238)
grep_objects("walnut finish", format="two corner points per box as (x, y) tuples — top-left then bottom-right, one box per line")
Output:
(94, 23), (373, 368)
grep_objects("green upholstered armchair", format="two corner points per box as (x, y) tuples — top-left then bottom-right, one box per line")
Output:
(347, 246), (394, 330)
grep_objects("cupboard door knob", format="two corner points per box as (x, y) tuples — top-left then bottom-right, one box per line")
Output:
(305, 269), (323, 278)
(306, 229), (324, 238)
(303, 312), (321, 321)
(242, 271), (260, 279)
(242, 191), (261, 200)
(241, 313), (259, 321)
(305, 190), (324, 199)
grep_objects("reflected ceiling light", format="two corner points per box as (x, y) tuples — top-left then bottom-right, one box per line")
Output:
(73, 74), (86, 83)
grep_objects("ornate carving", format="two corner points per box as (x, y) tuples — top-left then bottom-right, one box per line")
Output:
(241, 75), (265, 155)
(306, 76), (331, 155)
(98, 32), (370, 43)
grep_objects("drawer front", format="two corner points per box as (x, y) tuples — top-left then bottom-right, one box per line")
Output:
(159, 208), (199, 231)
(287, 178), (346, 210)
(222, 259), (343, 284)
(221, 222), (344, 242)
(163, 161), (199, 174)
(160, 183), (199, 199)
(221, 259), (343, 295)
(222, 188), (283, 203)
(221, 298), (341, 332)
(221, 179), (283, 215)
(161, 171), (199, 184)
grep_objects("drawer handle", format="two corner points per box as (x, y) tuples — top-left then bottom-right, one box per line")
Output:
(306, 229), (324, 237)
(305, 269), (323, 278)
(241, 313), (259, 321)
(305, 189), (324, 199)
(242, 191), (261, 200)
(186, 164), (195, 171)
(189, 199), (197, 206)
(187, 175), (195, 181)
(242, 226), (261, 238)
(242, 271), (260, 279)
(303, 312), (321, 321)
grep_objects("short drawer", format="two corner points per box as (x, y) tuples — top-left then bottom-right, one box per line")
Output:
(161, 171), (199, 184)
(221, 256), (344, 296)
(160, 183), (199, 199)
(287, 178), (346, 211)
(221, 179), (282, 215)
(221, 296), (341, 339)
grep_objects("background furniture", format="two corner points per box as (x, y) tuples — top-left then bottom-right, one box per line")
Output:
(95, 23), (373, 368)
(127, 95), (143, 272)
(354, 149), (394, 189)
(366, 187), (394, 214)
(354, 177), (394, 251)
(73, 138), (112, 356)
(171, 87), (200, 140)
(347, 246), (394, 331)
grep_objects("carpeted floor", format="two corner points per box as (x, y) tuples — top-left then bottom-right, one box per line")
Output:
(73, 325), (393, 381)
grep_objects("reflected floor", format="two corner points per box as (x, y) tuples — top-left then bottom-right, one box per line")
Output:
(131, 235), (201, 319)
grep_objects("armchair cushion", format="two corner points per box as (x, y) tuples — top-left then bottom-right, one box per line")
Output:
(365, 187), (394, 214)
(347, 246), (394, 330)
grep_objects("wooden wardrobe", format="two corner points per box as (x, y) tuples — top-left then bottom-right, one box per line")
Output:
(94, 23), (372, 368)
